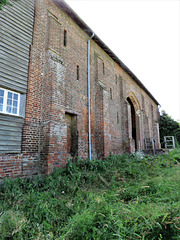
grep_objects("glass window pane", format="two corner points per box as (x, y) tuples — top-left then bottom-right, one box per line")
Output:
(7, 99), (12, 106)
(0, 89), (20, 115)
(8, 92), (12, 99)
(0, 97), (3, 104)
(0, 89), (4, 97)
(12, 107), (17, 114)
(6, 106), (12, 113)
(14, 94), (18, 100)
(13, 100), (18, 107)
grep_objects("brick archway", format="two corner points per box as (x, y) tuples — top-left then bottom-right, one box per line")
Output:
(126, 93), (141, 152)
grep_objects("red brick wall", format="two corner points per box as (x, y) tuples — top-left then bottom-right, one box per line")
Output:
(0, 0), (161, 180)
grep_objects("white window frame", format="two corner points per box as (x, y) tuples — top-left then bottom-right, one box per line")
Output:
(0, 88), (20, 116)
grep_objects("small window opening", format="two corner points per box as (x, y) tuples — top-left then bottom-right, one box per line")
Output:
(103, 62), (105, 75)
(117, 112), (119, 124)
(64, 30), (67, 46)
(115, 74), (118, 84)
(110, 88), (112, 100)
(77, 65), (79, 80)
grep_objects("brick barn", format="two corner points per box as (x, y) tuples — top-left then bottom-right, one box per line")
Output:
(0, 0), (161, 179)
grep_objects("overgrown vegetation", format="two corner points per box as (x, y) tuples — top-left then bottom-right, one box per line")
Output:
(0, 0), (10, 9)
(160, 110), (180, 147)
(0, 0), (18, 10)
(0, 149), (180, 239)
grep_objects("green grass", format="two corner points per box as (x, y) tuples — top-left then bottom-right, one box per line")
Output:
(0, 149), (180, 239)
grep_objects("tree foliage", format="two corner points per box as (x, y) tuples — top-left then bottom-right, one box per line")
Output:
(0, 0), (9, 9)
(0, 0), (18, 10)
(159, 110), (180, 146)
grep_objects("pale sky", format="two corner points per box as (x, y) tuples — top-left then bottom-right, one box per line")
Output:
(65, 0), (180, 122)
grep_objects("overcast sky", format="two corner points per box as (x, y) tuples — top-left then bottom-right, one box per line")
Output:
(65, 0), (180, 122)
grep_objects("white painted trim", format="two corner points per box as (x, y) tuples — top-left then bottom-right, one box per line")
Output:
(0, 87), (20, 116)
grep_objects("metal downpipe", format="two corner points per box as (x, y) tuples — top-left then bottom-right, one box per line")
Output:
(87, 33), (94, 161)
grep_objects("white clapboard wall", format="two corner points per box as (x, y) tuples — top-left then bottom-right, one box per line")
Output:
(0, 0), (35, 153)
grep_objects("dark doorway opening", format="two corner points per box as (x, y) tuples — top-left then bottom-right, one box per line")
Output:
(65, 113), (78, 157)
(127, 97), (137, 149)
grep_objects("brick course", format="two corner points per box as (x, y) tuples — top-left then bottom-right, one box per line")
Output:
(0, 0), (161, 180)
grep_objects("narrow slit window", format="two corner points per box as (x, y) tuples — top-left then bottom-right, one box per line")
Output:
(64, 29), (67, 47)
(117, 112), (119, 124)
(103, 62), (105, 75)
(77, 65), (79, 80)
(141, 95), (145, 111)
(115, 74), (118, 84)
(110, 88), (112, 100)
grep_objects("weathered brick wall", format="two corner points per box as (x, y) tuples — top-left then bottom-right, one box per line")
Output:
(0, 0), (161, 180)
(0, 0), (37, 180)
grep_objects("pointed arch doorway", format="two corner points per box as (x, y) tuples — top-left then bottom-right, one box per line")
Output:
(126, 96), (141, 152)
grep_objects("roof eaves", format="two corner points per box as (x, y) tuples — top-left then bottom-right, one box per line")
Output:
(52, 0), (160, 106)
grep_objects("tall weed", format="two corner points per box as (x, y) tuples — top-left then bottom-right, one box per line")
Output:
(0, 149), (180, 239)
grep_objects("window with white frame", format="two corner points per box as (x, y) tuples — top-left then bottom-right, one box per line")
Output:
(0, 88), (20, 116)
